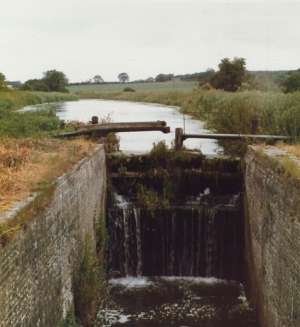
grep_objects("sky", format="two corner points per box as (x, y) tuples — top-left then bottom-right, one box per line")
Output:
(1, 0), (300, 82)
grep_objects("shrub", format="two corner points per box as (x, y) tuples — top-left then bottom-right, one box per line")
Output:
(0, 72), (7, 90)
(0, 108), (61, 138)
(136, 185), (170, 209)
(123, 86), (135, 92)
(283, 70), (300, 93)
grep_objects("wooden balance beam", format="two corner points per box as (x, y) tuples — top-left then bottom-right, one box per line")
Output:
(57, 121), (170, 138)
(175, 128), (291, 150)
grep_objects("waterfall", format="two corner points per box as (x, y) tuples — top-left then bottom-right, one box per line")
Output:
(108, 194), (244, 281)
(134, 208), (143, 276)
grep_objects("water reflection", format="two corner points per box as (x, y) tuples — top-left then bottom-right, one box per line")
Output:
(24, 99), (220, 154)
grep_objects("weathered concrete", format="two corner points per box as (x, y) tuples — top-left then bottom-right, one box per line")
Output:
(0, 145), (106, 327)
(245, 146), (300, 327)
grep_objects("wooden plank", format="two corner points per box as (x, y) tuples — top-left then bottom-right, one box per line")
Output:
(56, 121), (170, 138)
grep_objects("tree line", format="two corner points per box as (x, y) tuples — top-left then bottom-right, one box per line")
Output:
(1, 58), (300, 93)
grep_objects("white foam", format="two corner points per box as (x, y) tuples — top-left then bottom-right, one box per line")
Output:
(109, 277), (153, 288)
(160, 276), (230, 285)
(114, 193), (130, 209)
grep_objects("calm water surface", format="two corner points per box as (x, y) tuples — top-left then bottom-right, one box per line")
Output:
(25, 99), (219, 154)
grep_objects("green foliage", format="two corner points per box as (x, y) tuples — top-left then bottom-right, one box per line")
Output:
(149, 141), (170, 161)
(283, 70), (300, 93)
(136, 185), (170, 209)
(68, 80), (197, 93)
(198, 69), (215, 87)
(60, 312), (82, 327)
(43, 70), (69, 92)
(0, 90), (77, 137)
(22, 79), (49, 91)
(22, 70), (69, 92)
(118, 72), (129, 83)
(123, 86), (135, 92)
(74, 235), (101, 327)
(0, 108), (61, 138)
(155, 73), (174, 82)
(242, 73), (281, 92)
(210, 57), (247, 92)
(0, 72), (7, 90)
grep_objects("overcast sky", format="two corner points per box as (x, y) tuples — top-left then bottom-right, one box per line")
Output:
(1, 0), (300, 82)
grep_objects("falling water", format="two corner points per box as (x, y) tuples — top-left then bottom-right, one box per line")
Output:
(108, 194), (244, 281)
(134, 208), (143, 276)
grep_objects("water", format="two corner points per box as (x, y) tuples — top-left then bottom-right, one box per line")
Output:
(23, 99), (219, 154)
(108, 200), (244, 280)
(96, 277), (257, 327)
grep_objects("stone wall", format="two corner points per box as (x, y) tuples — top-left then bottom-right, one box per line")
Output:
(245, 146), (300, 327)
(0, 145), (106, 327)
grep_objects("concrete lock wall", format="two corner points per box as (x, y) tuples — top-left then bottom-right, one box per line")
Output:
(245, 146), (300, 327)
(0, 145), (106, 327)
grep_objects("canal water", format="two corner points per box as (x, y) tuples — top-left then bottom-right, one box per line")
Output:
(95, 277), (257, 327)
(23, 99), (219, 154)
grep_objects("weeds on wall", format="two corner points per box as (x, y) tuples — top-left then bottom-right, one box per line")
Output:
(74, 235), (100, 327)
(73, 232), (107, 327)
(60, 312), (82, 327)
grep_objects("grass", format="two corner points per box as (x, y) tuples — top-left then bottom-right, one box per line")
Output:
(0, 90), (78, 111)
(255, 144), (300, 180)
(0, 90), (78, 138)
(0, 138), (96, 245)
(76, 89), (300, 154)
(280, 156), (300, 180)
(76, 89), (300, 138)
(0, 108), (62, 137)
(69, 80), (197, 94)
(276, 144), (300, 179)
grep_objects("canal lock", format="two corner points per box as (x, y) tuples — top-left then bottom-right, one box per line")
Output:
(96, 150), (259, 327)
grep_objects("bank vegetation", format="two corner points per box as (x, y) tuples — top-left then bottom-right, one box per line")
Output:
(0, 138), (96, 243)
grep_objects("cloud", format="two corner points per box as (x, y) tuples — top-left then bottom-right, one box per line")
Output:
(1, 0), (300, 81)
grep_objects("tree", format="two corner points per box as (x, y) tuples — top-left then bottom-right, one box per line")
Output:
(283, 70), (300, 93)
(43, 70), (69, 92)
(0, 72), (7, 90)
(118, 72), (129, 83)
(198, 69), (215, 86)
(146, 77), (154, 82)
(155, 73), (174, 82)
(93, 75), (104, 84)
(210, 57), (247, 92)
(22, 79), (49, 91)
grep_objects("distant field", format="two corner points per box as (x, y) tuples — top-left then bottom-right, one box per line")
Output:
(68, 80), (198, 93)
